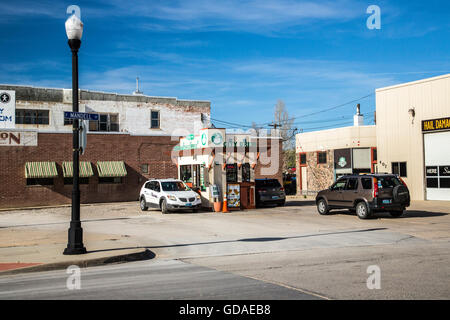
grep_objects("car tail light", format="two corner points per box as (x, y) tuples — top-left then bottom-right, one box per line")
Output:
(373, 178), (379, 198)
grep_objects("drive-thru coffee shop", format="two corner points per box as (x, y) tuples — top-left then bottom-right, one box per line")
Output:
(173, 128), (283, 210)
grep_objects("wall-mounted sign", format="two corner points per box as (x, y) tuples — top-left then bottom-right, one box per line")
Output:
(422, 117), (450, 132)
(0, 90), (15, 129)
(334, 148), (351, 169)
(0, 131), (38, 146)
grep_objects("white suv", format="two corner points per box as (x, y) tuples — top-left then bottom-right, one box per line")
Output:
(139, 179), (202, 213)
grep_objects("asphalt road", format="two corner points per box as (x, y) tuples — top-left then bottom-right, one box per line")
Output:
(0, 199), (449, 299)
(0, 259), (321, 300)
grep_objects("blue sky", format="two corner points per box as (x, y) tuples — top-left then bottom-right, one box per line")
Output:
(0, 0), (449, 132)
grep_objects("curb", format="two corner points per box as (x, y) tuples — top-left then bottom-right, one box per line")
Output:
(0, 249), (155, 276)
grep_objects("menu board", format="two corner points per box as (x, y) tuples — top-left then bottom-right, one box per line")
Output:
(227, 183), (240, 208)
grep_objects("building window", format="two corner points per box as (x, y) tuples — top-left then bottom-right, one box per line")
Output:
(317, 151), (327, 164)
(140, 164), (149, 174)
(64, 118), (73, 126)
(226, 164), (238, 183)
(89, 114), (119, 132)
(151, 110), (160, 129)
(16, 109), (49, 125)
(392, 162), (407, 177)
(98, 177), (122, 184)
(26, 178), (54, 186)
(242, 163), (251, 182)
(180, 165), (192, 183)
(64, 178), (89, 185)
(299, 153), (307, 166)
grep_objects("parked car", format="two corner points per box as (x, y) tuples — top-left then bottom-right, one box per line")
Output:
(139, 178), (202, 213)
(315, 174), (410, 219)
(255, 178), (286, 207)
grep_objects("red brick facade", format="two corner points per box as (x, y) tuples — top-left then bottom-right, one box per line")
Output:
(0, 133), (178, 209)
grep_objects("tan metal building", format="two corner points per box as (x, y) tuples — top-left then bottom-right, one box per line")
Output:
(376, 73), (450, 201)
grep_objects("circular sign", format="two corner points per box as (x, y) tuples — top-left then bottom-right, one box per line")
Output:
(211, 132), (223, 145)
(0, 92), (10, 104)
(338, 157), (347, 168)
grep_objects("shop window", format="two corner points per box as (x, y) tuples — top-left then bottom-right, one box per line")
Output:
(140, 164), (149, 174)
(16, 109), (49, 125)
(26, 178), (54, 186)
(180, 165), (192, 183)
(440, 178), (450, 188)
(89, 114), (119, 132)
(151, 110), (160, 129)
(392, 162), (407, 177)
(98, 177), (122, 184)
(226, 164), (238, 183)
(242, 163), (251, 182)
(317, 151), (327, 164)
(299, 153), (307, 166)
(64, 178), (89, 185)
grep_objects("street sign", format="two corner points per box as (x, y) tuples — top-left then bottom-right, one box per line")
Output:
(64, 111), (99, 121)
(79, 120), (87, 155)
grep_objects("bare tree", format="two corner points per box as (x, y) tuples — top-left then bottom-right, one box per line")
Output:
(273, 99), (295, 150)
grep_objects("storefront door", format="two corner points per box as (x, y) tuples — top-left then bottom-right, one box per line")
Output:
(424, 131), (450, 200)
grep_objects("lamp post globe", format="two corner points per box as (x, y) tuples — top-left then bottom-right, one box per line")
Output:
(63, 14), (86, 255)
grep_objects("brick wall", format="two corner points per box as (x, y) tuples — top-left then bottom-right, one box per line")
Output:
(0, 133), (178, 209)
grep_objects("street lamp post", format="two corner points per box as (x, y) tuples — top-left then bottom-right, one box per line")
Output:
(64, 14), (86, 255)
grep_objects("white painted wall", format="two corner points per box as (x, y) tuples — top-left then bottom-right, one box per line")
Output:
(375, 73), (450, 200)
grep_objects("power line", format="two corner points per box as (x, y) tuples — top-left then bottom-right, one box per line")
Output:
(210, 92), (374, 129)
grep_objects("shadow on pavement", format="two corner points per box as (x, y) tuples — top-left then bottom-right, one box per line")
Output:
(326, 209), (448, 219)
(285, 200), (315, 207)
(87, 227), (388, 254)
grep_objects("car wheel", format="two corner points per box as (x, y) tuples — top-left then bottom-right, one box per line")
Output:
(356, 201), (371, 219)
(140, 197), (148, 211)
(317, 199), (329, 215)
(389, 210), (403, 218)
(161, 199), (168, 214)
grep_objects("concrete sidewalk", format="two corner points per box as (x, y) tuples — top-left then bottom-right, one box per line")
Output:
(0, 204), (153, 274)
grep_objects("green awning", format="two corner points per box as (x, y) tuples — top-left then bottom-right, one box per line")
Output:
(96, 161), (127, 177)
(62, 161), (94, 178)
(25, 162), (58, 178)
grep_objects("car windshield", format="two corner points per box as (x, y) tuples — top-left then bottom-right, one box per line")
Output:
(377, 176), (403, 188)
(256, 179), (281, 187)
(161, 181), (190, 192)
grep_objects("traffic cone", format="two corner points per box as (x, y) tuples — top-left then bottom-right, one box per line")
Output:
(222, 194), (229, 213)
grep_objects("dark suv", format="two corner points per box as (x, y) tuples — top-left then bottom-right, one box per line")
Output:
(255, 178), (286, 207)
(315, 174), (410, 219)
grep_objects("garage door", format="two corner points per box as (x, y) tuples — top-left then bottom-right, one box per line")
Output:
(424, 131), (450, 200)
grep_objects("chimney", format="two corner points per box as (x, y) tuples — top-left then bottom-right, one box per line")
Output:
(354, 103), (364, 126)
(133, 77), (143, 96)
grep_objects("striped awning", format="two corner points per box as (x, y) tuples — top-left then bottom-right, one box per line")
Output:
(96, 161), (127, 177)
(25, 162), (58, 178)
(62, 161), (94, 178)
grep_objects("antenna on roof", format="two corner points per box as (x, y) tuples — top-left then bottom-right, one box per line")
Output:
(133, 77), (143, 96)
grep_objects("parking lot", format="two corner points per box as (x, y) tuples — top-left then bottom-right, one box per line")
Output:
(0, 198), (449, 299)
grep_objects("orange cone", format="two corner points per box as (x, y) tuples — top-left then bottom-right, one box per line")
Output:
(222, 194), (229, 213)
